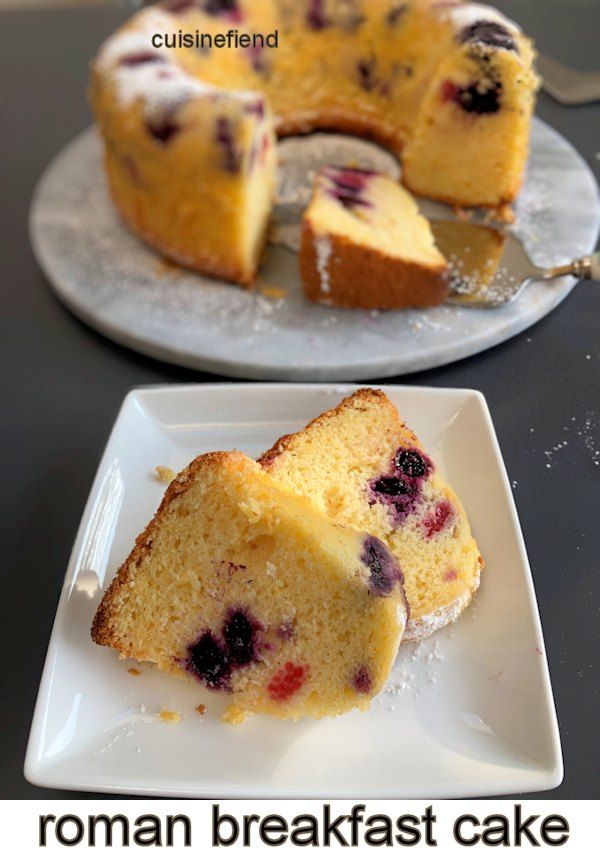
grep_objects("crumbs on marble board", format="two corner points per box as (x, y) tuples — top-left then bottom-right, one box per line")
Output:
(259, 284), (288, 301)
(155, 256), (182, 278)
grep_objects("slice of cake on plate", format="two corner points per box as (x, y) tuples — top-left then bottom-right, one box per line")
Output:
(260, 389), (482, 641)
(92, 451), (408, 723)
(300, 167), (448, 309)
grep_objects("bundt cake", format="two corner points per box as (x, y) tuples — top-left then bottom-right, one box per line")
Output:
(92, 451), (408, 723)
(300, 166), (448, 309)
(90, 6), (277, 285)
(259, 389), (482, 641)
(91, 0), (538, 284)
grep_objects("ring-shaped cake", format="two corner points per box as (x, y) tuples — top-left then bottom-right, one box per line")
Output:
(91, 0), (538, 285)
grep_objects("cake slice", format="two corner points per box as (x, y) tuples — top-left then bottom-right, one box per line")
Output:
(260, 389), (482, 641)
(92, 451), (407, 723)
(402, 4), (539, 210)
(299, 167), (448, 310)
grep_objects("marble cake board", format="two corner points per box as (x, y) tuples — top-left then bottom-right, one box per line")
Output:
(30, 119), (600, 382)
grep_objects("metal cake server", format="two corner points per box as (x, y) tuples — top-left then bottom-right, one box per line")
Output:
(537, 53), (600, 106)
(431, 220), (600, 308)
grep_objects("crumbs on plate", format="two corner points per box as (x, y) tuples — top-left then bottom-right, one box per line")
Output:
(159, 709), (181, 724)
(127, 667), (142, 676)
(195, 704), (207, 715)
(155, 465), (176, 484)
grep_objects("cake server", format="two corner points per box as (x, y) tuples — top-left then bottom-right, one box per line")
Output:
(432, 220), (600, 308)
(537, 53), (600, 106)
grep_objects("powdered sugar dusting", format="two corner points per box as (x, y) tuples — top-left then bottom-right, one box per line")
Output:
(404, 589), (472, 641)
(315, 235), (332, 294)
(377, 637), (447, 707)
(441, 2), (520, 34)
(404, 562), (481, 641)
(95, 10), (174, 70)
(95, 9), (255, 120)
(543, 411), (600, 469)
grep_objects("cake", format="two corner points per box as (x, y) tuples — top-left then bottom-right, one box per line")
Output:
(91, 1), (538, 284)
(300, 167), (448, 309)
(92, 451), (408, 723)
(89, 6), (277, 285)
(402, 4), (538, 207)
(259, 389), (482, 640)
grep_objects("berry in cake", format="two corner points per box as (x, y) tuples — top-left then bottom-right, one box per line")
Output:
(259, 389), (482, 641)
(387, 3), (409, 26)
(395, 448), (432, 478)
(458, 20), (517, 51)
(361, 535), (403, 596)
(300, 166), (448, 310)
(215, 116), (241, 172)
(187, 632), (231, 689)
(203, 0), (243, 23)
(306, 0), (328, 31)
(402, 3), (538, 208)
(91, 451), (408, 723)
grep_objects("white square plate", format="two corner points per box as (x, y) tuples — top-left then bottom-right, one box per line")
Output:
(25, 384), (562, 798)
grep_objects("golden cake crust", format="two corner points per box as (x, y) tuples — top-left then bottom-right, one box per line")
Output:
(92, 452), (228, 651)
(259, 388), (397, 470)
(105, 173), (260, 286)
(300, 221), (448, 310)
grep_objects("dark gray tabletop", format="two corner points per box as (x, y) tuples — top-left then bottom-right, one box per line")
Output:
(1, 1), (598, 800)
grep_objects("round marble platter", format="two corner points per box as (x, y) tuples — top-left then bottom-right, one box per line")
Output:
(30, 119), (599, 382)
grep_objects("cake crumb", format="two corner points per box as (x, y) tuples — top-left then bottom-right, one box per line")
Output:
(155, 257), (182, 277)
(159, 709), (181, 723)
(259, 285), (288, 301)
(127, 667), (142, 676)
(494, 202), (516, 224)
(155, 465), (176, 483)
(453, 206), (473, 222)
(195, 704), (207, 715)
